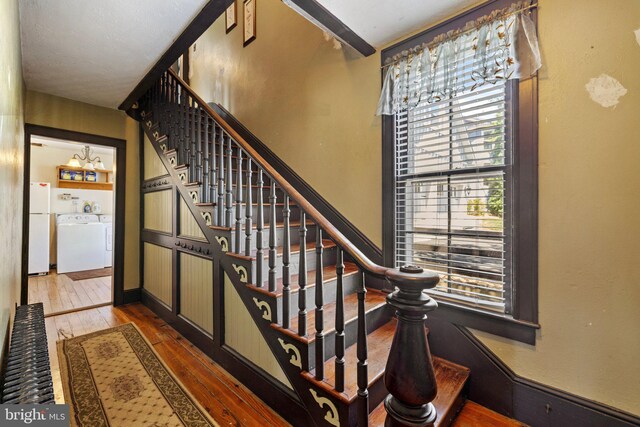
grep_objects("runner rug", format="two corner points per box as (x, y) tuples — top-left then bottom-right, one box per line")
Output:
(58, 323), (219, 427)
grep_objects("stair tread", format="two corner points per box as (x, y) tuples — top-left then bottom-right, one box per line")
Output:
(276, 288), (387, 344)
(368, 357), (471, 426)
(228, 239), (336, 263)
(451, 401), (527, 427)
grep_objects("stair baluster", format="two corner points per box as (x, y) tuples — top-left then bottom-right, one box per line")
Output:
(202, 114), (210, 203)
(357, 272), (369, 427)
(235, 150), (243, 253)
(282, 195), (291, 329)
(225, 136), (233, 229)
(217, 127), (225, 226)
(181, 90), (188, 163)
(171, 77), (179, 152)
(196, 105), (203, 184)
(210, 121), (218, 222)
(255, 169), (264, 287)
(190, 101), (197, 182)
(314, 228), (325, 380)
(298, 211), (308, 337)
(335, 247), (345, 392)
(244, 158), (253, 256)
(268, 181), (277, 293)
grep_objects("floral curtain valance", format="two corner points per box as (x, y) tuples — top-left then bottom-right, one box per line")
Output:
(376, 3), (541, 116)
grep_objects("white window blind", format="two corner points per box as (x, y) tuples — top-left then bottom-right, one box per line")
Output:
(394, 57), (513, 313)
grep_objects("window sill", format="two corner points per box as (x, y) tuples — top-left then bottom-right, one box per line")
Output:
(428, 299), (540, 345)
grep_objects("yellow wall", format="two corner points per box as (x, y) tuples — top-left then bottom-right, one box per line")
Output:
(473, 0), (640, 414)
(25, 91), (140, 290)
(189, 0), (383, 247)
(190, 0), (640, 414)
(0, 0), (25, 364)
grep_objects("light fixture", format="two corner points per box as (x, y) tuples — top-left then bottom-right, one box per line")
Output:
(95, 160), (106, 170)
(67, 158), (81, 168)
(67, 145), (102, 170)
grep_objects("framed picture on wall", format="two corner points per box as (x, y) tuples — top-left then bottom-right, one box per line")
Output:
(225, 1), (237, 33)
(243, 0), (256, 47)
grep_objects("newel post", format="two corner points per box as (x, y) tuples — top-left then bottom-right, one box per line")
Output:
(383, 265), (440, 427)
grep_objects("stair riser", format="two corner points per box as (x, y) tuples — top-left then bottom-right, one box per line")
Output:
(277, 266), (358, 321)
(230, 223), (317, 250)
(246, 245), (338, 286)
(306, 304), (392, 368)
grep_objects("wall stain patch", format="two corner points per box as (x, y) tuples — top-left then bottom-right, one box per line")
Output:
(635, 28), (640, 47)
(585, 74), (627, 108)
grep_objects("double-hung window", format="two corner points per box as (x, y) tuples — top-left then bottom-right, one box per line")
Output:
(380, 0), (540, 343)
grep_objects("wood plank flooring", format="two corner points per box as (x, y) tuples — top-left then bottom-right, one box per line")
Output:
(28, 270), (111, 316)
(452, 401), (528, 426)
(46, 303), (289, 427)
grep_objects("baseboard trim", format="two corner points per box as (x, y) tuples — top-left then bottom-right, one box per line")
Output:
(425, 315), (640, 426)
(123, 288), (141, 304)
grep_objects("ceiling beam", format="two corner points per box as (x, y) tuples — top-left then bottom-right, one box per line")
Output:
(283, 0), (376, 57)
(119, 0), (233, 112)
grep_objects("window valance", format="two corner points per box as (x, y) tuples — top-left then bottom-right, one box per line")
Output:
(376, 3), (541, 116)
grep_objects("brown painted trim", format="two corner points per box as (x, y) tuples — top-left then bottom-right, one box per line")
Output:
(426, 317), (640, 426)
(283, 0), (375, 57)
(212, 103), (383, 264)
(380, 0), (539, 340)
(118, 0), (233, 112)
(21, 124), (127, 308)
(123, 288), (142, 304)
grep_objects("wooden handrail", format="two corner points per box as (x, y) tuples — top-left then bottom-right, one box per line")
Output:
(166, 69), (390, 278)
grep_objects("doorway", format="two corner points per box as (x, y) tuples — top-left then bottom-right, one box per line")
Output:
(21, 124), (126, 315)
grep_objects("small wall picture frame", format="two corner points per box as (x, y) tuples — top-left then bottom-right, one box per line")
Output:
(243, 0), (256, 47)
(225, 1), (237, 33)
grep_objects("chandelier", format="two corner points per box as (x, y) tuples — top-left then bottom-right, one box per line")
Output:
(67, 145), (105, 171)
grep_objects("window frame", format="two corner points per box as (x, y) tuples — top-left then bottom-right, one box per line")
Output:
(381, 0), (539, 344)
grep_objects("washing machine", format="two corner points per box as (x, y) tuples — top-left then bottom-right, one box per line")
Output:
(56, 214), (106, 274)
(99, 214), (113, 267)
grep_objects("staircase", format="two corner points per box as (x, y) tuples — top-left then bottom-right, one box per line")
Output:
(135, 69), (471, 427)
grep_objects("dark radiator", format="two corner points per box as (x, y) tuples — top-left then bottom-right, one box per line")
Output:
(1, 303), (55, 404)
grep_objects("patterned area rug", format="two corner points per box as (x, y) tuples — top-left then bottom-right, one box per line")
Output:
(58, 323), (219, 426)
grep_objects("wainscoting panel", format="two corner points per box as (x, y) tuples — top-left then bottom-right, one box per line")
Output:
(144, 134), (168, 180)
(143, 243), (173, 308)
(144, 190), (173, 233)
(179, 197), (206, 240)
(223, 273), (291, 389)
(179, 253), (214, 335)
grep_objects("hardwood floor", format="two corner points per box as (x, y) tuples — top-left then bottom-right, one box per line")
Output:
(28, 270), (111, 316)
(46, 303), (290, 427)
(452, 401), (527, 427)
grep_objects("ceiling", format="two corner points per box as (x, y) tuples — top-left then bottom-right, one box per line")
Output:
(19, 0), (208, 109)
(315, 0), (482, 48)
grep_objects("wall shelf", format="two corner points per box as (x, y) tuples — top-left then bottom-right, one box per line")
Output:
(57, 165), (113, 191)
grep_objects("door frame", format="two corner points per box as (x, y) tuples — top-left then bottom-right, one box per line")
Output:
(21, 124), (127, 307)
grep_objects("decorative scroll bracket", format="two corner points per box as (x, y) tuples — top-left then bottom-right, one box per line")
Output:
(252, 297), (272, 321)
(277, 338), (302, 369)
(232, 264), (248, 283)
(215, 236), (229, 252)
(310, 389), (340, 427)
